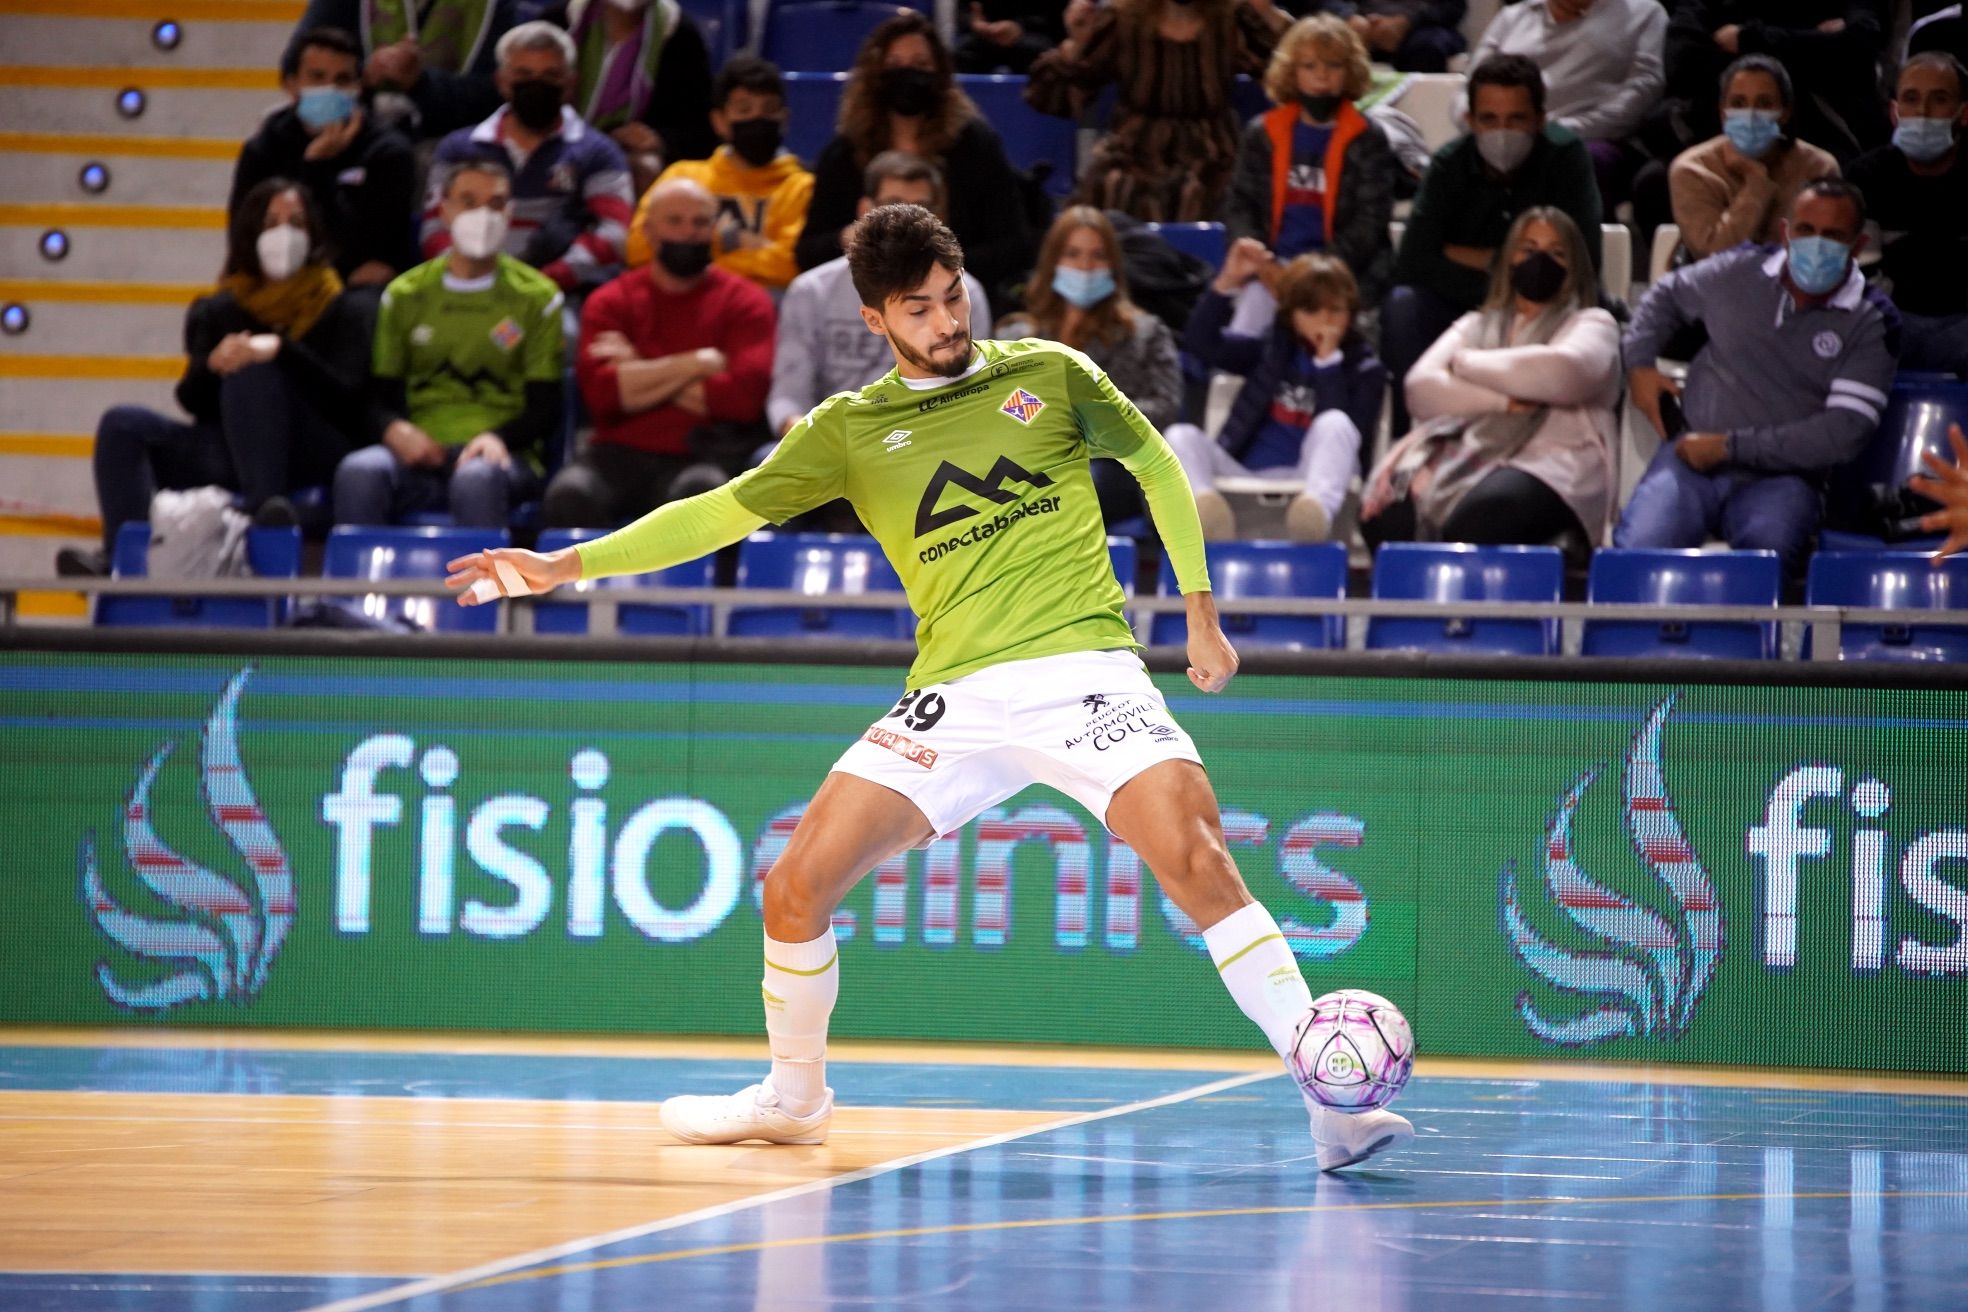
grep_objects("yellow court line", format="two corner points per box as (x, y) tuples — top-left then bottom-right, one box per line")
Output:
(0, 202), (224, 229)
(0, 0), (303, 20)
(0, 433), (92, 457)
(0, 131), (240, 160)
(0, 279), (205, 304)
(465, 1189), (1968, 1290)
(0, 353), (181, 379)
(0, 65), (278, 89)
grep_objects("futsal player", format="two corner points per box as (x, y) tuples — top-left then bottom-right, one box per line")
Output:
(445, 204), (1414, 1171)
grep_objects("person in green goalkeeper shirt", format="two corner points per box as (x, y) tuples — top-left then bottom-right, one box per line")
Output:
(334, 157), (563, 527)
(445, 203), (1414, 1172)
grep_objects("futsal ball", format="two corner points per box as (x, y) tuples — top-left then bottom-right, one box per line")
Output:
(1291, 988), (1414, 1113)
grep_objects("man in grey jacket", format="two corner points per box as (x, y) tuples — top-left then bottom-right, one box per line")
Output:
(1616, 179), (1899, 575)
(768, 153), (991, 438)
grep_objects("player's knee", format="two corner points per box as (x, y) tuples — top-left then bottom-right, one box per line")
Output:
(761, 864), (832, 938)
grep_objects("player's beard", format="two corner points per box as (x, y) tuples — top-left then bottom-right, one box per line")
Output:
(894, 328), (973, 379)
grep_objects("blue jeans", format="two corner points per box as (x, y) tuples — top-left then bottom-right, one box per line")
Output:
(333, 443), (543, 527)
(92, 406), (233, 551)
(1613, 441), (1823, 575)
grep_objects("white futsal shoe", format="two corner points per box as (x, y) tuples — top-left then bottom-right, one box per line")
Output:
(659, 1081), (834, 1145)
(1309, 1102), (1414, 1172)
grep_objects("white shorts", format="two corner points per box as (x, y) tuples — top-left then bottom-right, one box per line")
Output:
(831, 648), (1205, 838)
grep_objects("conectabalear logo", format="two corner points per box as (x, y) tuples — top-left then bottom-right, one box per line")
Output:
(80, 669), (293, 1010)
(1500, 693), (1724, 1045)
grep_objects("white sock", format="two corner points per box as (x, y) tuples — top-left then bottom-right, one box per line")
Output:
(1202, 901), (1313, 1062)
(762, 928), (838, 1117)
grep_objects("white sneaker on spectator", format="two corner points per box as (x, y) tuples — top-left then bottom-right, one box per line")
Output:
(1195, 489), (1237, 539)
(1284, 495), (1331, 542)
(1309, 1102), (1413, 1171)
(659, 1081), (833, 1145)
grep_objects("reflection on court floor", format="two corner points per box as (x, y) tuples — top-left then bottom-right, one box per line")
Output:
(3, 1035), (1966, 1311)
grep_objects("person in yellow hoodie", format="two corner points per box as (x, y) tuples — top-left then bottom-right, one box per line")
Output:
(625, 55), (812, 292)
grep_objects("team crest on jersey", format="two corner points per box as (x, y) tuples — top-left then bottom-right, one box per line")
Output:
(1000, 388), (1046, 424)
(489, 316), (524, 351)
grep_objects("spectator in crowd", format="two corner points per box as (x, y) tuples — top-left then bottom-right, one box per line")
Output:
(1362, 207), (1618, 554)
(284, 0), (514, 139)
(1171, 244), (1384, 541)
(1467, 0), (1666, 208)
(231, 27), (418, 287)
(540, 0), (716, 197)
(998, 206), (1182, 527)
(957, 0), (1067, 74)
(1848, 53), (1968, 376)
(1668, 54), (1839, 262)
(624, 56), (811, 294)
(546, 179), (775, 527)
(422, 21), (635, 295)
(1222, 14), (1399, 315)
(1321, 1), (1467, 74)
(797, 13), (1034, 300)
(1025, 0), (1288, 223)
(1616, 180), (1897, 575)
(1661, 3), (1889, 165)
(1909, 423), (1968, 560)
(336, 159), (564, 527)
(60, 181), (374, 576)
(1383, 55), (1602, 435)
(771, 153), (991, 437)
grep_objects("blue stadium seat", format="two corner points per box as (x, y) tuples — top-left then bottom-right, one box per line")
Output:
(1151, 541), (1346, 649)
(958, 74), (1077, 196)
(1367, 543), (1562, 655)
(97, 523), (302, 629)
(1582, 549), (1780, 660)
(784, 72), (848, 165)
(531, 529), (716, 636)
(1144, 221), (1227, 270)
(1805, 551), (1968, 662)
(324, 525), (509, 634)
(762, 2), (913, 72)
(677, 0), (738, 67)
(731, 532), (912, 638)
(1108, 535), (1138, 596)
(1821, 378), (1968, 552)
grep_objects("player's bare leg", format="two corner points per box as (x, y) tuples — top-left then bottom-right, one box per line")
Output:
(659, 772), (934, 1145)
(1108, 760), (1414, 1171)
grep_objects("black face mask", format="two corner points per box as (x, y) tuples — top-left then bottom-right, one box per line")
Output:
(656, 239), (714, 278)
(508, 79), (564, 132)
(878, 66), (940, 117)
(1509, 249), (1567, 303)
(1298, 92), (1343, 120)
(728, 117), (783, 167)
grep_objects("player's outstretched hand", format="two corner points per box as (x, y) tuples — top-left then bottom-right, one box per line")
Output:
(445, 547), (579, 606)
(1187, 625), (1240, 694)
(1908, 423), (1968, 565)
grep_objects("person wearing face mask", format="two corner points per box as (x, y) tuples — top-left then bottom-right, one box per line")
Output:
(1382, 55), (1602, 437)
(280, 0), (514, 140)
(544, 178), (775, 529)
(1848, 53), (1968, 376)
(232, 27), (418, 288)
(1362, 207), (1617, 556)
(1667, 54), (1840, 262)
(59, 181), (375, 576)
(795, 13), (1034, 301)
(1222, 16), (1398, 312)
(997, 207), (1181, 529)
(334, 159), (564, 529)
(623, 57), (813, 293)
(1616, 180), (1899, 577)
(422, 21), (634, 293)
(1026, 0), (1288, 223)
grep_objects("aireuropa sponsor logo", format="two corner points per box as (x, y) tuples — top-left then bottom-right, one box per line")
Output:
(81, 670), (294, 1011)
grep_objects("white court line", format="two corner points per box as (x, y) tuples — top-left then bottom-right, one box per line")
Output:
(301, 1068), (1278, 1312)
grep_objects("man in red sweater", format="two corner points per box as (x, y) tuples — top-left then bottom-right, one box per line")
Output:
(544, 178), (776, 527)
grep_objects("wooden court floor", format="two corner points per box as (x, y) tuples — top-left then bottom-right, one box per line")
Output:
(4, 1027), (1967, 1312)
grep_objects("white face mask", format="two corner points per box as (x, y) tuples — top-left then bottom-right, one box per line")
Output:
(450, 206), (510, 260)
(1475, 128), (1536, 174)
(256, 223), (310, 281)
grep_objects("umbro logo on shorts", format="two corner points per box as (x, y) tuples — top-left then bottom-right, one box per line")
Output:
(914, 457), (1055, 536)
(864, 726), (938, 769)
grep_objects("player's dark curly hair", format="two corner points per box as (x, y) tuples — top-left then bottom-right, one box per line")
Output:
(845, 203), (965, 310)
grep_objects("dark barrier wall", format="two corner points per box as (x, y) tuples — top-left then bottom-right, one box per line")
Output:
(3, 636), (1964, 1072)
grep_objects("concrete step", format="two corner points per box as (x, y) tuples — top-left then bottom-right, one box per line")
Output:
(1, 374), (181, 433)
(2, 213), (225, 282)
(2, 4), (296, 69)
(0, 293), (189, 356)
(2, 148), (236, 208)
(0, 84), (284, 137)
(0, 448), (97, 518)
